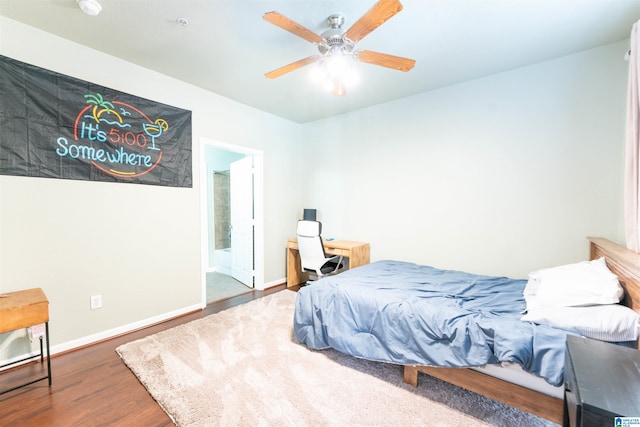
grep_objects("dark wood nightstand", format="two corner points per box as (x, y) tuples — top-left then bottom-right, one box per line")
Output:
(563, 335), (640, 427)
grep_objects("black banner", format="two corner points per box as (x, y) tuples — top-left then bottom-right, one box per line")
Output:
(0, 55), (192, 187)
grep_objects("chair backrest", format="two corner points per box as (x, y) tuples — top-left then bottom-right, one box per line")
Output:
(296, 220), (328, 270)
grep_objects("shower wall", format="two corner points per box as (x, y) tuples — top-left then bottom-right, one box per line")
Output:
(214, 171), (231, 249)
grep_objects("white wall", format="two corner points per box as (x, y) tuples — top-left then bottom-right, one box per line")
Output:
(303, 40), (628, 278)
(0, 17), (305, 353)
(0, 15), (630, 356)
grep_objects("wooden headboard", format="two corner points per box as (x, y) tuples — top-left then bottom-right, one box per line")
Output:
(588, 237), (640, 349)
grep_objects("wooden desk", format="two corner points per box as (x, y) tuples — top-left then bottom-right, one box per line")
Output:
(0, 288), (51, 394)
(287, 239), (370, 287)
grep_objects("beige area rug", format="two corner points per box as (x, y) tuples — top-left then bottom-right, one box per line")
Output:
(116, 291), (558, 427)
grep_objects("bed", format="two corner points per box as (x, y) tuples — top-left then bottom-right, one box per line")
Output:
(293, 237), (640, 424)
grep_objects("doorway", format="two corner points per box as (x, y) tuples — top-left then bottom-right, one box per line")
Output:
(200, 138), (264, 305)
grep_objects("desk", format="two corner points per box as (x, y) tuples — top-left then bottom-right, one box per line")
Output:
(0, 288), (51, 394)
(287, 239), (370, 287)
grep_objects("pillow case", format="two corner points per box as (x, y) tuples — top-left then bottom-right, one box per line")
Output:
(521, 302), (639, 342)
(521, 257), (638, 341)
(524, 257), (623, 307)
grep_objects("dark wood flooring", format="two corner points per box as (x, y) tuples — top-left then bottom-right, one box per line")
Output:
(0, 284), (292, 426)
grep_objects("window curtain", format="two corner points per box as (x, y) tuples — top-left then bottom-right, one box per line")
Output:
(625, 20), (640, 252)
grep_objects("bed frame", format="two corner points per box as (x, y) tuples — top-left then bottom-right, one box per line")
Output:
(403, 237), (640, 424)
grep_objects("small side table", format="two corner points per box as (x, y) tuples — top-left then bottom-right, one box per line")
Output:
(563, 335), (640, 427)
(0, 288), (51, 394)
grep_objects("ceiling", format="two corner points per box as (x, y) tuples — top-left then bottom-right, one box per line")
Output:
(1, 0), (640, 123)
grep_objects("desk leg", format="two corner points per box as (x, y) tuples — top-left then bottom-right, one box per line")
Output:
(38, 335), (44, 363)
(349, 244), (370, 268)
(286, 247), (305, 287)
(45, 322), (52, 386)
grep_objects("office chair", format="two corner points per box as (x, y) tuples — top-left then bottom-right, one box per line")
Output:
(296, 220), (345, 282)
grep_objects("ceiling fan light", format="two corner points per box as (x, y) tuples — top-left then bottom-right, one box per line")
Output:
(325, 54), (350, 78)
(77, 0), (102, 16)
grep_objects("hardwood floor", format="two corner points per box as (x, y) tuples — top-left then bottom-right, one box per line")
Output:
(0, 285), (292, 426)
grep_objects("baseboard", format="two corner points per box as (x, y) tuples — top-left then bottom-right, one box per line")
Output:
(50, 302), (203, 356)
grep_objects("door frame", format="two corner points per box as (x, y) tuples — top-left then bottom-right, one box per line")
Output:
(199, 137), (265, 306)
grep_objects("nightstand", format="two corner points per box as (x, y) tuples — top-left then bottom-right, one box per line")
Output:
(563, 335), (640, 427)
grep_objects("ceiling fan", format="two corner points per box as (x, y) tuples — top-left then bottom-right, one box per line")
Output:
(263, 0), (416, 96)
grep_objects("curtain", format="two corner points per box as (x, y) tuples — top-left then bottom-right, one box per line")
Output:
(625, 20), (640, 252)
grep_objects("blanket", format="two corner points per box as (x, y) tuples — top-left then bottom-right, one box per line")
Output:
(294, 260), (571, 387)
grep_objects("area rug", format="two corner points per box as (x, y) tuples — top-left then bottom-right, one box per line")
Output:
(116, 290), (558, 427)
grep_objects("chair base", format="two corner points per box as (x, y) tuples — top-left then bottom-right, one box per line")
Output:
(304, 257), (346, 283)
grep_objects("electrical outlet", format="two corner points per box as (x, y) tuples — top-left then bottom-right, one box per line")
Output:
(90, 294), (102, 310)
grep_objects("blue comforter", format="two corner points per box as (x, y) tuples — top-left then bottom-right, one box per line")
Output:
(294, 260), (572, 387)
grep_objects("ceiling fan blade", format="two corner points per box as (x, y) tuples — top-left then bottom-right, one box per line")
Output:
(263, 11), (323, 44)
(355, 50), (416, 72)
(344, 0), (404, 43)
(265, 56), (321, 79)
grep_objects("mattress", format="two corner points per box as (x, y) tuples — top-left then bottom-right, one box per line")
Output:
(472, 364), (563, 398)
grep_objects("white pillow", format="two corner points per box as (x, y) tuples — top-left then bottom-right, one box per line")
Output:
(521, 302), (639, 342)
(526, 258), (623, 307)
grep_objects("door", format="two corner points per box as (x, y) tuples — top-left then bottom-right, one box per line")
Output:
(230, 156), (254, 287)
